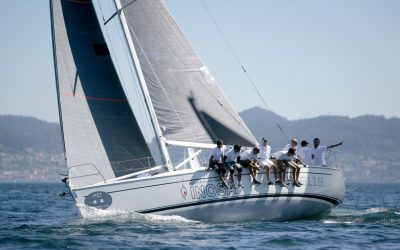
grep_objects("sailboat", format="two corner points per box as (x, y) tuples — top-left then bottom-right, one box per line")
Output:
(50, 0), (345, 222)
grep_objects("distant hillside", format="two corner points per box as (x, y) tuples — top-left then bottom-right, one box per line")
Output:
(0, 115), (63, 153)
(241, 106), (400, 155)
(0, 111), (399, 182)
(0, 115), (65, 182)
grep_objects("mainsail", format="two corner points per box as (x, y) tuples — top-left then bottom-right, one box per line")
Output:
(118, 0), (257, 147)
(50, 0), (156, 187)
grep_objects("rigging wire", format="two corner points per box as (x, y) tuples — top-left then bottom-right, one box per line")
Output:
(198, 0), (289, 141)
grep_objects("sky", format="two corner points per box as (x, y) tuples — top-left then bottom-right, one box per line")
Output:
(0, 0), (399, 123)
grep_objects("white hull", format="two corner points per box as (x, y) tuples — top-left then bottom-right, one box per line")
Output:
(70, 166), (345, 222)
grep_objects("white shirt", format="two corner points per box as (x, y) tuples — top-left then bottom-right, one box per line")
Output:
(210, 146), (224, 163)
(310, 146), (328, 166)
(283, 143), (297, 151)
(259, 143), (271, 160)
(240, 149), (258, 161)
(297, 146), (312, 165)
(225, 149), (240, 162)
(274, 150), (295, 161)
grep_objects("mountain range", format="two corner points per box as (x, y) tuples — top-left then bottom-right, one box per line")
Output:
(1, 107), (399, 182)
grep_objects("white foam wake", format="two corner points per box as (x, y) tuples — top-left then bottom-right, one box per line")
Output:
(323, 220), (353, 224)
(76, 204), (199, 224)
(330, 207), (390, 217)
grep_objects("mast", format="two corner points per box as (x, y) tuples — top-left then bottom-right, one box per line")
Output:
(112, 0), (173, 171)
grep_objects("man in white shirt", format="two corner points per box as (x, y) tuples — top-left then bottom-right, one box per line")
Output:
(240, 146), (261, 185)
(297, 140), (312, 165)
(281, 138), (303, 185)
(273, 148), (305, 187)
(258, 138), (277, 185)
(224, 144), (245, 188)
(283, 138), (298, 151)
(310, 138), (343, 166)
(208, 139), (228, 187)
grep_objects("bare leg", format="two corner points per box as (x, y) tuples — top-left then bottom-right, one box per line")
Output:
(265, 166), (270, 181)
(237, 170), (242, 182)
(276, 161), (287, 187)
(229, 169), (234, 183)
(291, 166), (296, 183)
(270, 160), (279, 183)
(272, 165), (278, 181)
(217, 166), (228, 188)
(250, 164), (260, 184)
(289, 163), (301, 186)
(237, 168), (245, 188)
(295, 164), (302, 184)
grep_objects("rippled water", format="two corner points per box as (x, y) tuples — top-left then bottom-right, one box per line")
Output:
(1, 182), (399, 249)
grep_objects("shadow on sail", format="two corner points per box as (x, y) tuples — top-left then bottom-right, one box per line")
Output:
(188, 96), (254, 146)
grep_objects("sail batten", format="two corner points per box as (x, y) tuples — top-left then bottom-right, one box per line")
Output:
(120, 0), (257, 146)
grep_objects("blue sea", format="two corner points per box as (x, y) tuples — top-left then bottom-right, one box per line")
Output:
(1, 182), (399, 249)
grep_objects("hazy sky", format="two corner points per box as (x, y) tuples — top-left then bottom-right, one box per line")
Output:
(1, 0), (399, 123)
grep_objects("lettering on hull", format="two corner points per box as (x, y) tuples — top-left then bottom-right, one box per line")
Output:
(181, 179), (239, 200)
(84, 191), (112, 209)
(180, 176), (326, 201)
(300, 177), (324, 186)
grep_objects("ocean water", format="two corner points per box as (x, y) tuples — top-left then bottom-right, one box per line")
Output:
(1, 182), (399, 249)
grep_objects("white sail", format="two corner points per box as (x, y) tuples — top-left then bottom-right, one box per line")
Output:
(50, 0), (157, 187)
(118, 0), (257, 147)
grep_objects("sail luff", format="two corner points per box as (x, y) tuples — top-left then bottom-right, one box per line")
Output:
(49, 0), (67, 159)
(113, 0), (172, 170)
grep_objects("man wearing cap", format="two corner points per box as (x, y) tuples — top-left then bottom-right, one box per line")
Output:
(310, 138), (343, 166)
(258, 137), (278, 185)
(297, 140), (312, 165)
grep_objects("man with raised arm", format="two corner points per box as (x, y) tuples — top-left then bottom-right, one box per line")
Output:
(310, 138), (343, 166)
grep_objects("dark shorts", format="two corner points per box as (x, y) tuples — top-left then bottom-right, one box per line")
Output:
(209, 160), (226, 174)
(224, 161), (242, 171)
(240, 160), (258, 170)
(276, 160), (294, 170)
(239, 160), (250, 168)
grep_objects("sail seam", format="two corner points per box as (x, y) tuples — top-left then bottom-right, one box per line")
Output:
(61, 92), (128, 102)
